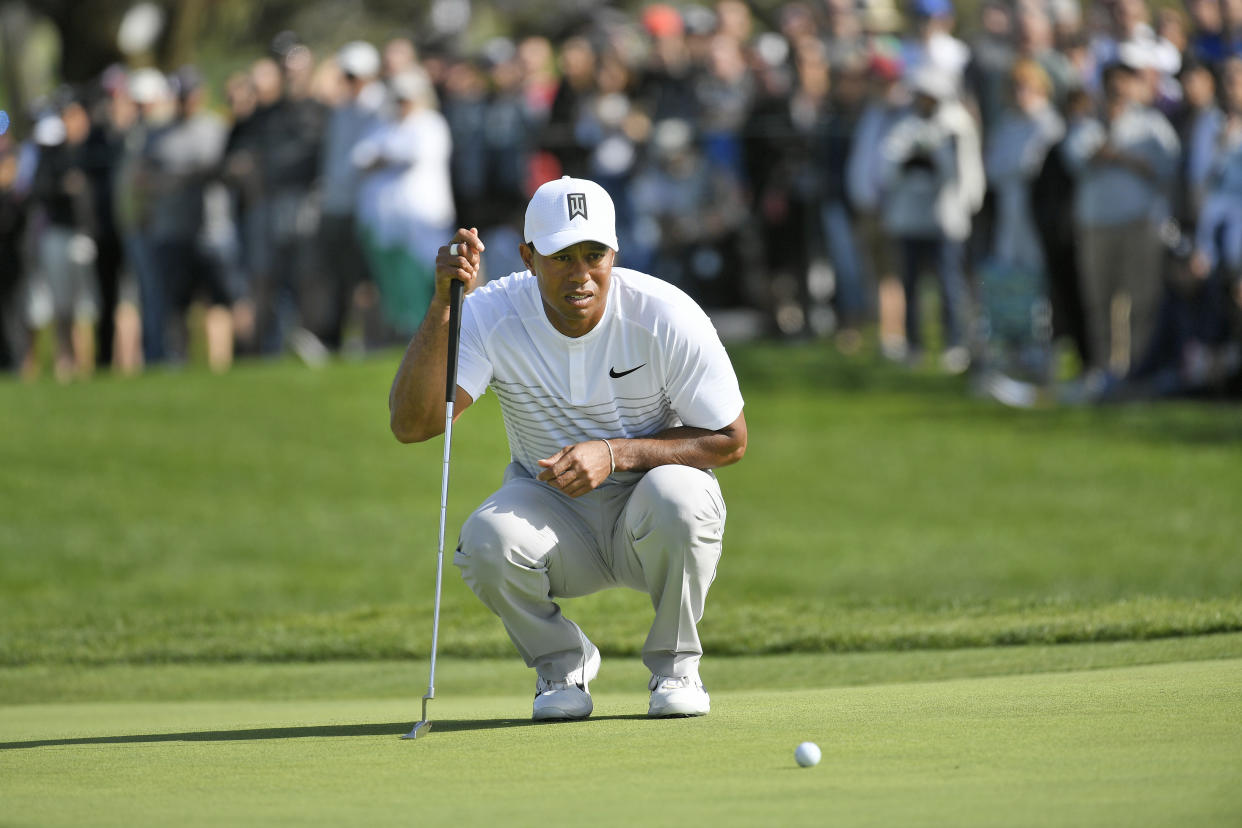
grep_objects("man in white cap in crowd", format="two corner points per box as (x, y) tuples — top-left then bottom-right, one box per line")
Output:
(388, 176), (747, 719)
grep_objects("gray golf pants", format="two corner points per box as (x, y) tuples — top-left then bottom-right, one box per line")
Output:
(455, 463), (725, 683)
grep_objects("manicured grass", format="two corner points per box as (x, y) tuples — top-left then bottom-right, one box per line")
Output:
(2, 344), (1241, 664)
(1, 633), (1240, 705)
(2, 646), (1239, 827)
(4, 346), (1238, 827)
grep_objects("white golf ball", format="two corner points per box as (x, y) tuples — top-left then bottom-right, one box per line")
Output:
(794, 741), (821, 767)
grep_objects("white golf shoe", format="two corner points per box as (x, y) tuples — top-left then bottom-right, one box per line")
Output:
(532, 645), (600, 721)
(647, 674), (710, 717)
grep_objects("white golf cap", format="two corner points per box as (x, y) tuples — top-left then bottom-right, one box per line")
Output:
(907, 65), (954, 101)
(128, 67), (170, 104)
(337, 41), (380, 78)
(33, 114), (66, 147)
(524, 175), (618, 255)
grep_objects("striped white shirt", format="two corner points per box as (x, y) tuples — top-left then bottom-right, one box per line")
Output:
(456, 268), (744, 480)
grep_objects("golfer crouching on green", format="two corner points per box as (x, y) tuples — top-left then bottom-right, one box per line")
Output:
(388, 176), (746, 719)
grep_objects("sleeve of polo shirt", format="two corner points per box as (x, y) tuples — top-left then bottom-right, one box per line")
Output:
(454, 294), (493, 401)
(663, 303), (745, 431)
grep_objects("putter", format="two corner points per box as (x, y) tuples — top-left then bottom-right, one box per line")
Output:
(404, 275), (466, 739)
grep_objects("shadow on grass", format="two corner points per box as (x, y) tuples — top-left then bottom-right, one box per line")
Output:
(0, 715), (653, 750)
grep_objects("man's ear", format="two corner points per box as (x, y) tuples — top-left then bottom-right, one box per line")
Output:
(519, 242), (535, 271)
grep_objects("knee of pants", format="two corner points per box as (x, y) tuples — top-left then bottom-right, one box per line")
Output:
(455, 504), (550, 593)
(627, 465), (725, 555)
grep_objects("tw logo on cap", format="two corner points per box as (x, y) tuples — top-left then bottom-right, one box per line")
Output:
(567, 193), (588, 221)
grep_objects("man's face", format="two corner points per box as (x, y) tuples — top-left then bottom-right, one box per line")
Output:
(1183, 68), (1215, 110)
(1226, 60), (1242, 114)
(1105, 68), (1137, 104)
(62, 103), (90, 144)
(521, 241), (616, 337)
(914, 91), (939, 118)
(0, 154), (16, 190)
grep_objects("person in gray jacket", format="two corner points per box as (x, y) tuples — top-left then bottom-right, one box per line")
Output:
(1062, 60), (1179, 384)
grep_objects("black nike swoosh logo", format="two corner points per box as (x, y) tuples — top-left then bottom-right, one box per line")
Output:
(609, 364), (646, 379)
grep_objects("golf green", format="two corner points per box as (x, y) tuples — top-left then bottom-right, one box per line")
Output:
(3, 649), (1239, 827)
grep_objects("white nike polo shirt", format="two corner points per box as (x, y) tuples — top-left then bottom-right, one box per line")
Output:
(456, 267), (744, 480)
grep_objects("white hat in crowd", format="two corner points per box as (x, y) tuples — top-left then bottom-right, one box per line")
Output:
(908, 65), (955, 101)
(33, 114), (66, 147)
(128, 67), (170, 104)
(337, 41), (380, 78)
(524, 176), (619, 255)
(390, 67), (434, 105)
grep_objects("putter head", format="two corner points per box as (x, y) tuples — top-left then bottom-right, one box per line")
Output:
(401, 694), (433, 739)
(402, 720), (431, 739)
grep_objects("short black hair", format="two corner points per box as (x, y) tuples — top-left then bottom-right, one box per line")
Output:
(1100, 60), (1139, 86)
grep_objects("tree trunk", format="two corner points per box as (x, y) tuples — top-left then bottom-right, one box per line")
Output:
(161, 0), (208, 70)
(38, 0), (129, 83)
(0, 3), (30, 138)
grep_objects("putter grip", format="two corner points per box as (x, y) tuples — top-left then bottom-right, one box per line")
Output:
(445, 278), (465, 404)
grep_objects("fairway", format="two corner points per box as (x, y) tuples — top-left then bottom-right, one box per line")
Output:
(3, 344), (1240, 826)
(3, 645), (1240, 827)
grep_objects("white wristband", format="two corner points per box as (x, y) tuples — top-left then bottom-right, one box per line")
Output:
(600, 439), (616, 475)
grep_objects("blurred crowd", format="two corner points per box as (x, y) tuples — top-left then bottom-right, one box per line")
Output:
(2, 0), (1241, 398)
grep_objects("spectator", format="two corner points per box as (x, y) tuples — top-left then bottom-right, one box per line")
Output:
(1092, 0), (1181, 101)
(847, 39), (908, 357)
(478, 40), (538, 280)
(382, 37), (418, 84)
(1178, 59), (1224, 222)
(743, 34), (830, 337)
(818, 61), (871, 348)
(881, 66), (985, 372)
(1015, 5), (1077, 107)
(902, 0), (971, 92)
(716, 0), (754, 47)
(114, 67), (172, 368)
(631, 118), (749, 307)
(638, 8), (696, 124)
(1032, 86), (1095, 372)
(1184, 57), (1242, 382)
(0, 138), (26, 372)
(220, 61), (277, 355)
(1194, 58), (1242, 281)
(517, 35), (559, 120)
(1185, 0), (1235, 66)
(985, 60), (1065, 276)
(254, 41), (328, 357)
(1062, 60), (1180, 386)
(694, 34), (754, 183)
(981, 59), (1065, 378)
(443, 57), (490, 231)
(317, 41), (384, 352)
(822, 0), (869, 72)
(544, 36), (599, 178)
(584, 50), (648, 259)
(78, 70), (128, 372)
(353, 68), (454, 336)
(11, 1), (1239, 402)
(965, 0), (1016, 132)
(144, 66), (232, 371)
(28, 100), (99, 382)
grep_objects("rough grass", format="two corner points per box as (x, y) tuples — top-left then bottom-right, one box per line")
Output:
(2, 343), (1240, 665)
